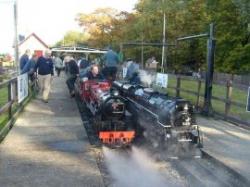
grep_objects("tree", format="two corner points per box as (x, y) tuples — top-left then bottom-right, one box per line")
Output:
(207, 0), (250, 73)
(55, 0), (250, 74)
(75, 8), (119, 48)
(55, 31), (88, 47)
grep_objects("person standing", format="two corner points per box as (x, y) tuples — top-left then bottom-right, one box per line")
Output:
(66, 59), (79, 97)
(19, 49), (30, 72)
(54, 56), (63, 77)
(63, 56), (72, 75)
(34, 50), (54, 103)
(103, 47), (119, 81)
(79, 57), (90, 77)
(21, 53), (38, 81)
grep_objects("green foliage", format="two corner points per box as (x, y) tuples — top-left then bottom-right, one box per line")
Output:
(56, 0), (250, 74)
(55, 31), (89, 47)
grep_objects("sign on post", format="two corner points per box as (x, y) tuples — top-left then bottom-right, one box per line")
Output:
(247, 87), (250, 112)
(18, 73), (28, 103)
(156, 73), (168, 88)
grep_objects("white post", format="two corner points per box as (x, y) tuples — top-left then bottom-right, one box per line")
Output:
(161, 12), (166, 73)
(14, 0), (19, 74)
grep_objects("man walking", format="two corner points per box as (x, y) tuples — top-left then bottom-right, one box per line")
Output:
(54, 56), (63, 77)
(34, 50), (54, 103)
(66, 58), (79, 97)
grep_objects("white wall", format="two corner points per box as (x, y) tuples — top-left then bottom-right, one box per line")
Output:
(19, 35), (48, 56)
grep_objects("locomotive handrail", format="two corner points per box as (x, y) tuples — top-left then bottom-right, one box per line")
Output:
(126, 97), (171, 128)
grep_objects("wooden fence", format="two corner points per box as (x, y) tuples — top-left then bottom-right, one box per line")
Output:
(0, 76), (36, 141)
(201, 72), (250, 89)
(166, 74), (250, 127)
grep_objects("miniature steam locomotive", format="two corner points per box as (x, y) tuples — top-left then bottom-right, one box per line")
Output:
(113, 81), (203, 151)
(75, 78), (135, 147)
(75, 74), (202, 154)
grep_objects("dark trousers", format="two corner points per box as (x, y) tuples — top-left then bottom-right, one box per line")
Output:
(66, 76), (77, 93)
(103, 66), (117, 81)
(55, 67), (61, 77)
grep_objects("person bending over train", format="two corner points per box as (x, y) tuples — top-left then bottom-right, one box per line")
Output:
(102, 46), (119, 81)
(85, 64), (104, 80)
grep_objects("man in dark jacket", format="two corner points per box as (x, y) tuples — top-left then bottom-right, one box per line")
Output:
(34, 50), (54, 103)
(21, 53), (38, 81)
(102, 47), (119, 81)
(66, 59), (79, 97)
(20, 49), (30, 72)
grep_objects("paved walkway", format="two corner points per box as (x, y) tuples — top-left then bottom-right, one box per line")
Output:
(198, 116), (250, 181)
(0, 74), (104, 187)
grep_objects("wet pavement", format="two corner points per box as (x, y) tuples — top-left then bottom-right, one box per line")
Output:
(0, 73), (104, 187)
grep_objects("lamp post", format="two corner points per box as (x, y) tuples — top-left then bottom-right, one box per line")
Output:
(14, 0), (19, 74)
(0, 0), (19, 74)
(161, 0), (167, 73)
(161, 11), (166, 73)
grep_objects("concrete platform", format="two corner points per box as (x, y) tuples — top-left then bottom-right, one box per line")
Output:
(0, 74), (104, 187)
(198, 116), (250, 182)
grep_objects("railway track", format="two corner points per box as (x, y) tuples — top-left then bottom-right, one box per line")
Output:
(76, 96), (250, 187)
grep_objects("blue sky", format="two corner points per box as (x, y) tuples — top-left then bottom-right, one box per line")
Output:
(0, 0), (138, 54)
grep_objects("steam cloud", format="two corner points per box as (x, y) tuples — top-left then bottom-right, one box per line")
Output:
(139, 70), (156, 87)
(103, 146), (185, 187)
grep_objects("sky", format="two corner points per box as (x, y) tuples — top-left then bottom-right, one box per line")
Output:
(0, 0), (138, 54)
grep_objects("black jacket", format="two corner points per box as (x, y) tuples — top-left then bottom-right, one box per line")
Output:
(34, 56), (54, 75)
(86, 71), (104, 80)
(68, 60), (79, 75)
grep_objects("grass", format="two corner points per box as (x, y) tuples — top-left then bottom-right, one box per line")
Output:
(0, 86), (9, 131)
(163, 75), (250, 123)
(0, 87), (8, 108)
(0, 83), (35, 132)
(0, 112), (8, 131)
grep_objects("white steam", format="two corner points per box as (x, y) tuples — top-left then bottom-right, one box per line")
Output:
(139, 70), (156, 87)
(102, 146), (185, 187)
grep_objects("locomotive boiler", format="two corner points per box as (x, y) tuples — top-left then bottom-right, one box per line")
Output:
(76, 78), (135, 147)
(113, 81), (203, 154)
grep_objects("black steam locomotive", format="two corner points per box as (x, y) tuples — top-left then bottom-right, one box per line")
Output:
(76, 79), (136, 147)
(113, 81), (203, 156)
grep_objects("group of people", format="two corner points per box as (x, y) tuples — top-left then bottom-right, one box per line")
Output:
(20, 47), (121, 102)
(20, 49), (54, 103)
(64, 47), (120, 97)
